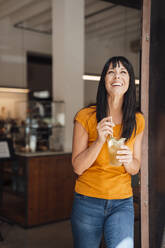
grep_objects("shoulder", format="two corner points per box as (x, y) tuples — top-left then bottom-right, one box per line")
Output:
(75, 106), (96, 119)
(135, 112), (145, 135)
(74, 106), (96, 132)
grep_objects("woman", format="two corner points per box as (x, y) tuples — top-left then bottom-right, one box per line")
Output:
(71, 56), (145, 248)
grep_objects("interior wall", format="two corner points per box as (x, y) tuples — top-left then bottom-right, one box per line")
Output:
(85, 35), (140, 77)
(0, 17), (51, 88)
(84, 80), (98, 106)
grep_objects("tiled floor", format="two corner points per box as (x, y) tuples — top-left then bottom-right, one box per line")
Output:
(0, 220), (73, 248)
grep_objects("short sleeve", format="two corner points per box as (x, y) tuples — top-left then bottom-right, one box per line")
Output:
(74, 108), (89, 133)
(136, 113), (145, 135)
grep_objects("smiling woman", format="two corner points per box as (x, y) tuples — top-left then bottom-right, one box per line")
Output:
(105, 61), (130, 97)
(96, 56), (137, 140)
(71, 56), (145, 248)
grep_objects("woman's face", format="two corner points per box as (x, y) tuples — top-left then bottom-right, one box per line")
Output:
(105, 61), (130, 97)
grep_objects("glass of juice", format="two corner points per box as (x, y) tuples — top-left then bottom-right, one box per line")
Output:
(107, 137), (126, 166)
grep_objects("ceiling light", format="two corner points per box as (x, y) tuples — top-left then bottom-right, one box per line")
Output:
(82, 75), (100, 81)
(0, 87), (29, 93)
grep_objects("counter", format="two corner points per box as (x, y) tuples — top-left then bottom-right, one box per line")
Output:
(16, 150), (72, 157)
(0, 152), (76, 227)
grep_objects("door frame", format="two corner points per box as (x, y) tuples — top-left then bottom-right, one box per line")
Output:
(140, 0), (151, 247)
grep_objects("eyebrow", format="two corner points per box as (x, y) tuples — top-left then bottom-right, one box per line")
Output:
(108, 67), (127, 70)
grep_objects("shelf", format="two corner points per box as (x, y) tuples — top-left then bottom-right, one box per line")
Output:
(16, 125), (65, 129)
(16, 150), (71, 157)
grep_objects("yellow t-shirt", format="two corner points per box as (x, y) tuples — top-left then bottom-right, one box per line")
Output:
(74, 106), (145, 199)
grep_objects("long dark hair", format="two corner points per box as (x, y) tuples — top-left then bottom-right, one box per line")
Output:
(96, 56), (137, 140)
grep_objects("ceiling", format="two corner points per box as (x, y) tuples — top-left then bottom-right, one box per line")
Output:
(85, 0), (141, 42)
(101, 0), (141, 9)
(0, 0), (141, 41)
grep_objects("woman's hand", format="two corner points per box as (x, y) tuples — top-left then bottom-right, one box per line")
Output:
(116, 145), (133, 166)
(96, 116), (115, 144)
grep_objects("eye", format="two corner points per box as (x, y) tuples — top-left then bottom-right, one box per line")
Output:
(121, 71), (127, 74)
(107, 70), (114, 74)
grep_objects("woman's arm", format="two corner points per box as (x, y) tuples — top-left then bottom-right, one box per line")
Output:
(116, 131), (144, 175)
(72, 117), (114, 176)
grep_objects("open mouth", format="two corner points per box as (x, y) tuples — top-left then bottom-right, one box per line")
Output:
(111, 83), (123, 86)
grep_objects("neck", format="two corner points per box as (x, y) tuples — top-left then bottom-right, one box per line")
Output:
(107, 95), (123, 123)
(107, 94), (123, 111)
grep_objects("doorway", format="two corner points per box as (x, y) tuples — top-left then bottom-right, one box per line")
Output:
(85, 1), (143, 247)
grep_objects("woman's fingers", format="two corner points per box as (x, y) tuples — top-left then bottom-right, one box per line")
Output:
(117, 150), (130, 155)
(99, 122), (113, 130)
(98, 121), (114, 135)
(98, 125), (113, 133)
(96, 117), (114, 143)
(97, 127), (113, 137)
(97, 119), (114, 131)
(116, 155), (132, 160)
(99, 116), (115, 126)
(116, 145), (133, 165)
(102, 129), (113, 137)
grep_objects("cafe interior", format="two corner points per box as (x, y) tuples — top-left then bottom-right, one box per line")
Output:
(1, 0), (163, 248)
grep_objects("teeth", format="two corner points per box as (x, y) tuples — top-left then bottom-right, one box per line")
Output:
(112, 83), (122, 86)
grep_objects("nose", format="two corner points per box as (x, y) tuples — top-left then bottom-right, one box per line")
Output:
(114, 72), (120, 79)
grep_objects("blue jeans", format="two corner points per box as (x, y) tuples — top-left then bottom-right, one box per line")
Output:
(71, 192), (134, 248)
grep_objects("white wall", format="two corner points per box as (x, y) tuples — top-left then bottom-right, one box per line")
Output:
(0, 17), (51, 88)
